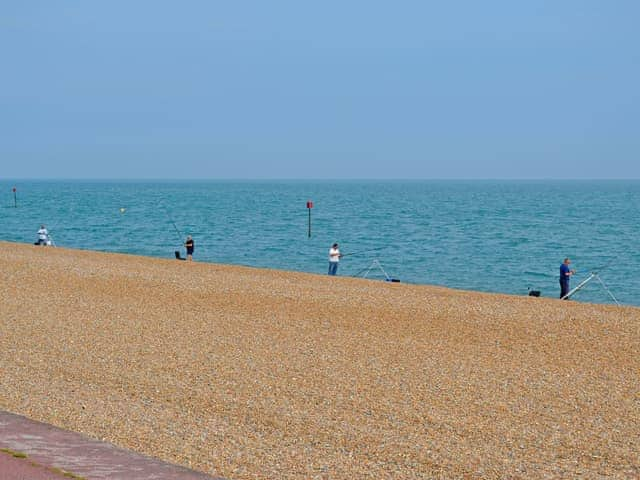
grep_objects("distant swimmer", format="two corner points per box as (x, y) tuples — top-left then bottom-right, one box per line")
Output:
(185, 235), (194, 261)
(328, 243), (342, 275)
(559, 258), (576, 299)
(35, 225), (50, 246)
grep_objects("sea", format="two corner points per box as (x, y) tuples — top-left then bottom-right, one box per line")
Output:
(1, 180), (638, 306)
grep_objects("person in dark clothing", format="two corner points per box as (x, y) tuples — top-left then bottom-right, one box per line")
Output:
(185, 235), (194, 261)
(559, 258), (575, 299)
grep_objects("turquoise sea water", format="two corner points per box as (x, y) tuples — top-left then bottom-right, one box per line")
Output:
(1, 180), (638, 306)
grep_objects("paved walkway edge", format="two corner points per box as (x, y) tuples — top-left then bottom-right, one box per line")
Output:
(0, 410), (226, 480)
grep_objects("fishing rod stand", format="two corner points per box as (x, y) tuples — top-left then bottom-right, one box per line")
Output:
(561, 271), (620, 305)
(360, 260), (400, 282)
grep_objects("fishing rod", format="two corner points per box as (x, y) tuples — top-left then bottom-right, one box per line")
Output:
(351, 259), (401, 282)
(161, 204), (185, 245)
(560, 258), (620, 305)
(341, 235), (436, 257)
(340, 245), (388, 257)
(591, 259), (616, 273)
(561, 271), (620, 305)
(168, 218), (183, 243)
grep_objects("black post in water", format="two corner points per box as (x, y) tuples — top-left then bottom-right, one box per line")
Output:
(306, 200), (313, 238)
(12, 187), (17, 208)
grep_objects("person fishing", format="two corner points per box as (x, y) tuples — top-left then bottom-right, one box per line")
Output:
(328, 243), (342, 275)
(35, 225), (50, 246)
(184, 235), (194, 261)
(559, 258), (576, 299)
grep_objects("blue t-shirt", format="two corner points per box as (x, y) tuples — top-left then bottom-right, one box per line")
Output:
(560, 263), (570, 282)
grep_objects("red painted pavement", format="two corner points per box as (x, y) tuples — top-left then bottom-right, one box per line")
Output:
(0, 411), (226, 480)
(0, 450), (71, 479)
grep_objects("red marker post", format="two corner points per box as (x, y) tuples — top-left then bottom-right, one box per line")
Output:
(306, 200), (313, 238)
(12, 187), (17, 208)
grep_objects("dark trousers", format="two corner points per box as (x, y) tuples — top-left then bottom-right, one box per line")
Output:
(328, 262), (339, 276)
(559, 279), (570, 299)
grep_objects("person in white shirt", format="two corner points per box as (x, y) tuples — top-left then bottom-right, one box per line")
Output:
(328, 243), (341, 275)
(35, 225), (49, 246)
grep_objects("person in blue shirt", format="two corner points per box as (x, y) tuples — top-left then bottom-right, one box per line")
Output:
(559, 258), (575, 299)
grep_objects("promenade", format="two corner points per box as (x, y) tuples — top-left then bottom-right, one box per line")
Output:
(0, 410), (222, 479)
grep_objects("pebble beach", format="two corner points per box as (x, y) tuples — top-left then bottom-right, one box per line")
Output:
(0, 241), (638, 479)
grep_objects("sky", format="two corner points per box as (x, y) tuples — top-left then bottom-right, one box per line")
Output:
(1, 1), (639, 179)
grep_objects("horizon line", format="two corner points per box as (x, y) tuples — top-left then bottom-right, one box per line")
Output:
(3, 177), (640, 182)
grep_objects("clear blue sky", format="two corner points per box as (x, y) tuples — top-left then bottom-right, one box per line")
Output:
(2, 1), (639, 179)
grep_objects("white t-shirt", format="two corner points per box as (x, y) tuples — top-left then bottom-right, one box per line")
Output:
(38, 228), (48, 240)
(329, 247), (340, 262)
